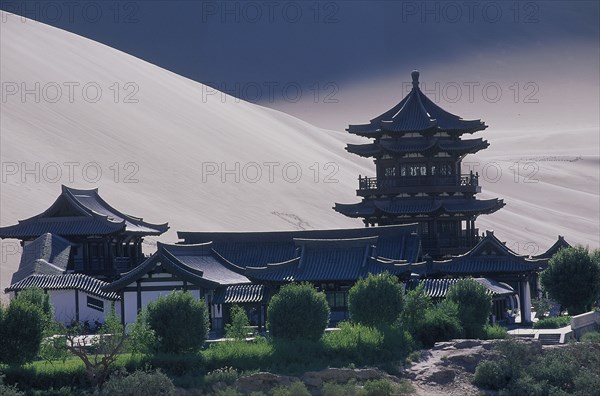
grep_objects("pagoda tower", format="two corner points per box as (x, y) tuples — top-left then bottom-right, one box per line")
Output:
(334, 71), (504, 257)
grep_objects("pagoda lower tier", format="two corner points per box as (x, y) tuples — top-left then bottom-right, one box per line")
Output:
(334, 196), (504, 257)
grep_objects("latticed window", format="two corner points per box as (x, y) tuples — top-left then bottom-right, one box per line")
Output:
(384, 166), (396, 177)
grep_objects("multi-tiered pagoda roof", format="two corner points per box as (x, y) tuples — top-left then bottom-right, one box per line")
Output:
(334, 71), (504, 256)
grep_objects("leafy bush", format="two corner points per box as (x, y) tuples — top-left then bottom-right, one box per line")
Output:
(365, 379), (413, 396)
(0, 299), (45, 366)
(416, 302), (462, 347)
(272, 381), (311, 396)
(322, 380), (362, 396)
(204, 337), (272, 372)
(400, 283), (431, 335)
(101, 368), (174, 396)
(147, 353), (204, 377)
(541, 246), (600, 315)
(215, 387), (243, 396)
(473, 360), (511, 390)
(447, 279), (492, 339)
(532, 316), (571, 329)
(13, 288), (54, 334)
(580, 331), (600, 342)
(348, 273), (403, 327)
(0, 374), (24, 396)
(472, 340), (600, 395)
(145, 291), (209, 354)
(482, 324), (508, 340)
(203, 367), (239, 387)
(322, 322), (384, 364)
(267, 283), (330, 341)
(226, 305), (250, 340)
(126, 310), (156, 356)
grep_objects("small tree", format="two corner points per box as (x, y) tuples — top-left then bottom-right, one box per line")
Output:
(401, 282), (432, 335)
(541, 246), (600, 315)
(447, 278), (492, 339)
(226, 305), (250, 340)
(348, 272), (404, 327)
(13, 288), (53, 333)
(146, 291), (210, 354)
(0, 299), (45, 366)
(62, 311), (127, 387)
(126, 310), (157, 356)
(267, 283), (330, 341)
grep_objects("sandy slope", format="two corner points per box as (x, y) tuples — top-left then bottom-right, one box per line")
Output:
(1, 13), (598, 295)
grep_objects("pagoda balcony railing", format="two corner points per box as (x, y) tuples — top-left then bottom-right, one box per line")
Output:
(358, 173), (479, 193)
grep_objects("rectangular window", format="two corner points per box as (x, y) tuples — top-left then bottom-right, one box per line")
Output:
(87, 296), (104, 312)
(384, 167), (396, 177)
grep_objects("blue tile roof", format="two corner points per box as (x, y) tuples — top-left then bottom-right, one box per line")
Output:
(103, 242), (251, 292)
(429, 231), (548, 275)
(347, 72), (487, 137)
(12, 233), (72, 283)
(213, 284), (267, 304)
(178, 224), (421, 265)
(245, 237), (426, 283)
(335, 198), (504, 217)
(0, 186), (168, 239)
(6, 273), (119, 300)
(411, 277), (514, 299)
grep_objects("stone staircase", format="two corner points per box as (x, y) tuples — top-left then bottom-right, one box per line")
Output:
(537, 333), (562, 345)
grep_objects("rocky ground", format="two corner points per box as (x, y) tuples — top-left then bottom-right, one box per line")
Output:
(404, 339), (501, 396)
(183, 339), (527, 395)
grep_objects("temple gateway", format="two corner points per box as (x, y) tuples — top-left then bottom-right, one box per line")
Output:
(1, 72), (570, 332)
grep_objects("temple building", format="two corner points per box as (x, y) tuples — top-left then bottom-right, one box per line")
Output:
(334, 71), (504, 257)
(0, 186), (169, 278)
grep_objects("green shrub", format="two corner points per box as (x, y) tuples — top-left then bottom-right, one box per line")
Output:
(473, 360), (511, 390)
(322, 381), (362, 396)
(0, 374), (24, 396)
(145, 291), (209, 354)
(215, 387), (243, 396)
(360, 379), (413, 396)
(101, 368), (174, 396)
(272, 381), (311, 396)
(416, 302), (462, 347)
(0, 299), (45, 366)
(226, 305), (250, 340)
(533, 316), (571, 329)
(322, 322), (384, 365)
(13, 288), (54, 334)
(348, 273), (403, 327)
(267, 283), (330, 341)
(126, 310), (156, 356)
(203, 337), (272, 372)
(541, 246), (600, 315)
(147, 353), (204, 377)
(482, 324), (508, 340)
(203, 367), (239, 387)
(447, 279), (492, 339)
(400, 283), (431, 336)
(271, 338), (326, 373)
(580, 331), (600, 342)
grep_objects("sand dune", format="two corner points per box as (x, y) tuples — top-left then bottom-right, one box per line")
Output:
(1, 13), (598, 296)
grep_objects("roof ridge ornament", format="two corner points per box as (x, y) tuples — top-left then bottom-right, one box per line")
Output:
(411, 70), (420, 88)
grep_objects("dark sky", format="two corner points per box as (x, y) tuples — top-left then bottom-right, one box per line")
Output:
(1, 1), (598, 129)
(2, 1), (597, 82)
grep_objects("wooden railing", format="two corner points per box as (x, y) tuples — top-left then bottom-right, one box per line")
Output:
(358, 173), (479, 191)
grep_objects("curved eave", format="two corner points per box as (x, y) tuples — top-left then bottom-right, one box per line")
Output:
(335, 198), (504, 218)
(67, 186), (169, 236)
(333, 202), (376, 218)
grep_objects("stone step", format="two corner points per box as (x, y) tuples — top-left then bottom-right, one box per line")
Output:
(538, 333), (562, 345)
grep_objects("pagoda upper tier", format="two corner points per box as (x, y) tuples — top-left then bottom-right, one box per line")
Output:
(347, 70), (486, 137)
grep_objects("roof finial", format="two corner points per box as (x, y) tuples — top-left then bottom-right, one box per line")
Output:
(411, 70), (420, 88)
